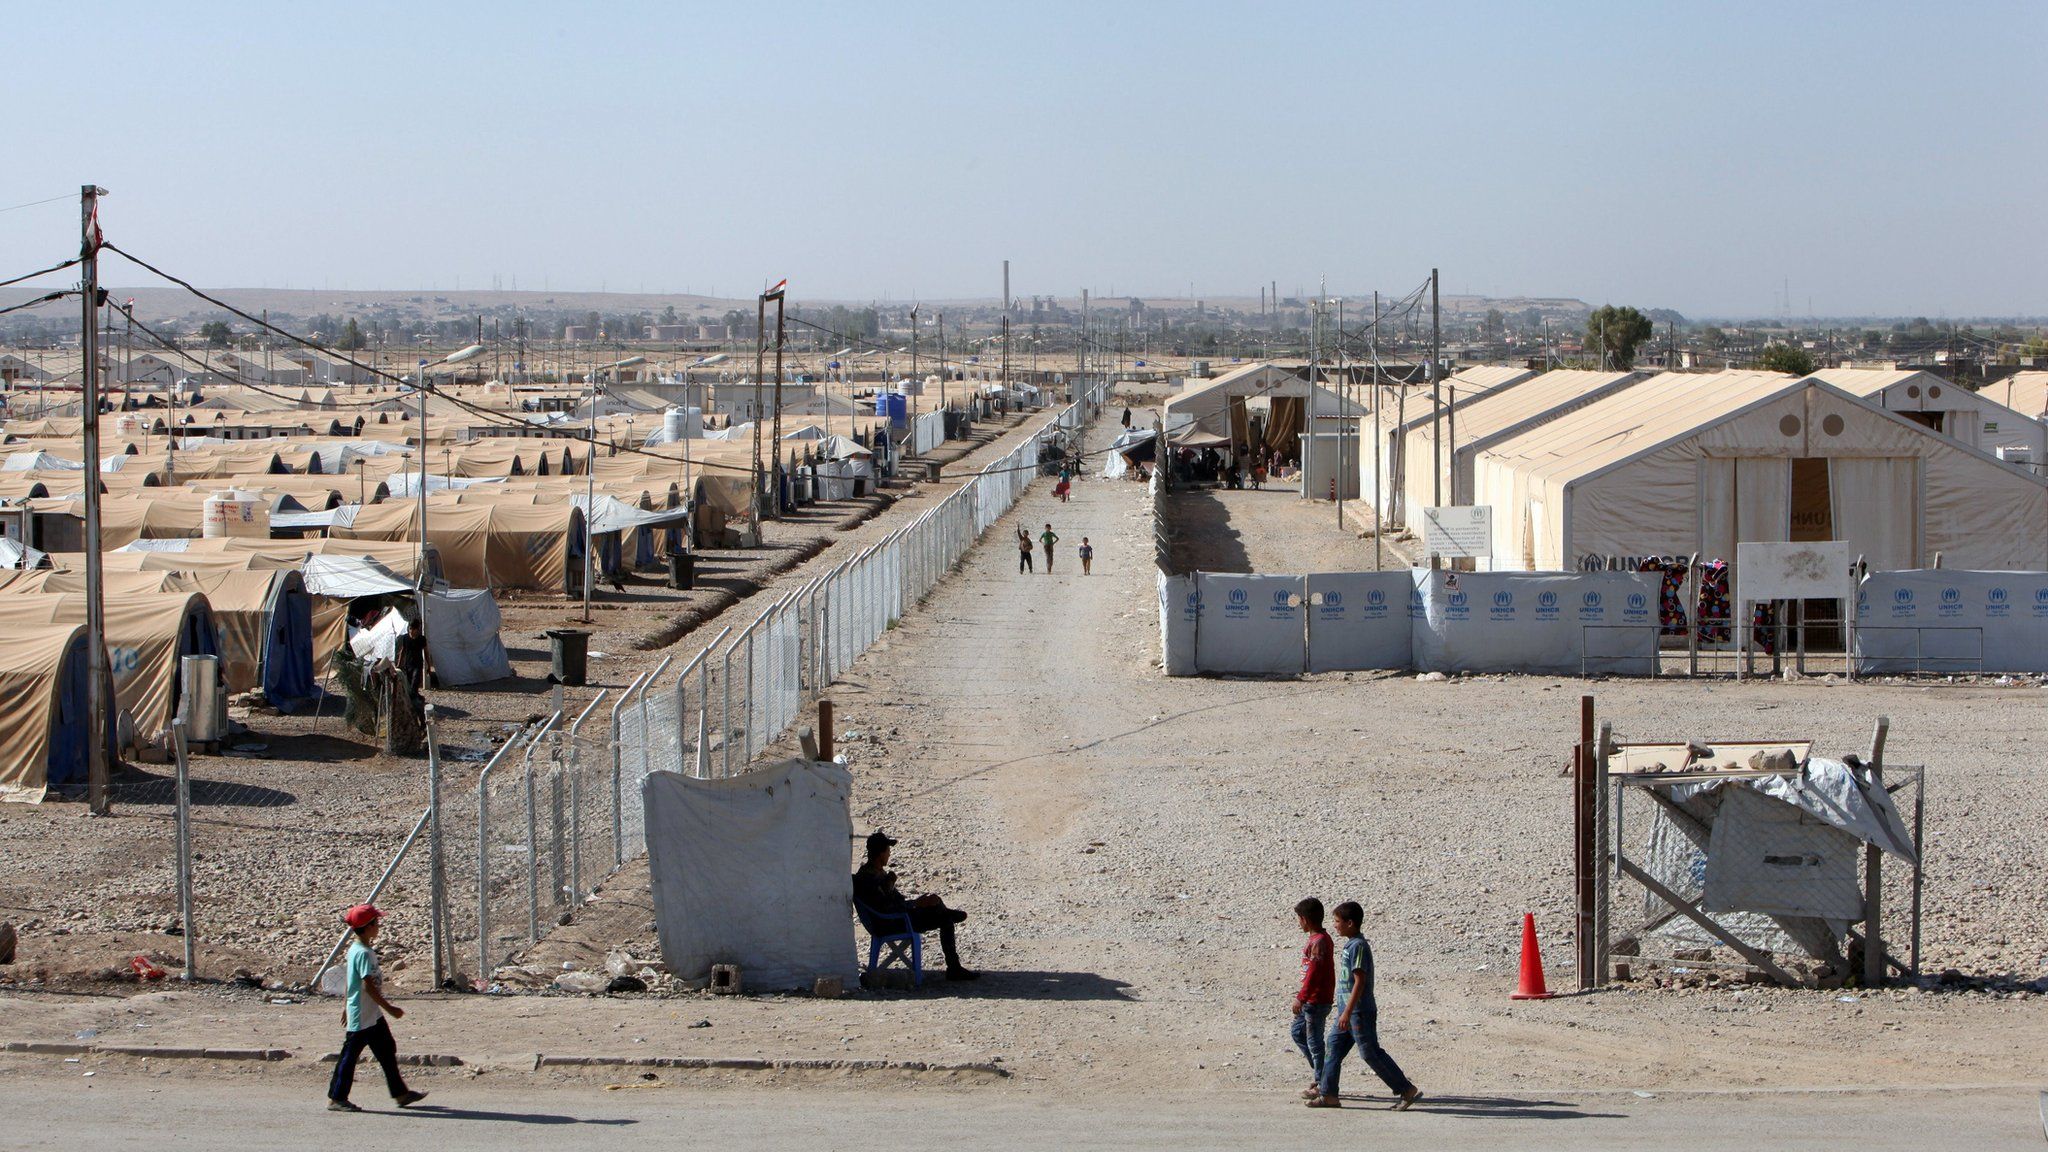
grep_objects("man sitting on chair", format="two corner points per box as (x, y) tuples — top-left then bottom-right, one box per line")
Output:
(852, 831), (978, 980)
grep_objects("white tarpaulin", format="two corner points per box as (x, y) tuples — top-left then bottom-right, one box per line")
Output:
(1854, 568), (2048, 674)
(1410, 569), (1659, 676)
(1305, 571), (1413, 672)
(422, 588), (512, 684)
(642, 760), (860, 990)
(302, 554), (415, 598)
(1193, 573), (1306, 675)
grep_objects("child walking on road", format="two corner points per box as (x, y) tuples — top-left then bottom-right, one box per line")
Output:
(1289, 898), (1334, 1099)
(327, 905), (427, 1113)
(1308, 900), (1421, 1110)
(1039, 524), (1059, 572)
(1017, 527), (1034, 573)
(1078, 537), (1094, 575)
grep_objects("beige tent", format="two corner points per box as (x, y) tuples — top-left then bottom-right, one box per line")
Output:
(333, 501), (581, 594)
(1811, 368), (2046, 461)
(1368, 365), (1539, 526)
(1469, 373), (2048, 572)
(0, 622), (108, 804)
(0, 591), (220, 752)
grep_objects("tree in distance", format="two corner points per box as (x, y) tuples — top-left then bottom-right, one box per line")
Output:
(199, 320), (233, 347)
(1759, 343), (1817, 376)
(1584, 305), (1655, 369)
(338, 318), (366, 351)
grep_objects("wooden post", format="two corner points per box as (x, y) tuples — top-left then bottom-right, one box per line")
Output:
(1863, 716), (1889, 987)
(818, 698), (834, 762)
(1576, 694), (1596, 991)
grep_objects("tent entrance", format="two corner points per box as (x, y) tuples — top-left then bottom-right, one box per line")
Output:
(1790, 458), (1843, 649)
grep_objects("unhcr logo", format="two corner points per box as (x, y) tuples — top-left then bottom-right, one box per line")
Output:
(1627, 593), (1647, 612)
(1537, 591), (1558, 610)
(1941, 587), (1961, 605)
(1228, 588), (1248, 607)
(1894, 588), (1914, 605)
(1325, 591), (1344, 608)
(1449, 591), (1469, 608)
(1365, 589), (1384, 607)
(1274, 589), (1294, 608)
(1492, 591), (1514, 609)
(1582, 591), (1602, 609)
(1989, 587), (2008, 605)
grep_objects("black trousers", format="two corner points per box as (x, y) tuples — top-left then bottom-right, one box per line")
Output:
(1019, 549), (1033, 573)
(329, 1018), (409, 1103)
(909, 903), (968, 967)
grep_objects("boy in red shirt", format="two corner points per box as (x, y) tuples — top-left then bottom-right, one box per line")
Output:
(1289, 897), (1334, 1098)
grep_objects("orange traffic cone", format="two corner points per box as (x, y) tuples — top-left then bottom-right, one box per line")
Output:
(1509, 912), (1556, 1000)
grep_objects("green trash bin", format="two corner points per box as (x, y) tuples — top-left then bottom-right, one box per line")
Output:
(668, 551), (695, 590)
(547, 628), (589, 686)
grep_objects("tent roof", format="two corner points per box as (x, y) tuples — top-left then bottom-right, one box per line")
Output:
(1476, 370), (1796, 491)
(1982, 370), (2048, 420)
(1407, 370), (1642, 453)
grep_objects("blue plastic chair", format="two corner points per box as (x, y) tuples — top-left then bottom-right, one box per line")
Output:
(853, 898), (923, 986)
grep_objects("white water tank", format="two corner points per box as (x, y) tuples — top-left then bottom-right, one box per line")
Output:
(202, 489), (269, 539)
(114, 413), (145, 437)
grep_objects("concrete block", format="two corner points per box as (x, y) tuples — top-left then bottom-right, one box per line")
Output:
(708, 965), (742, 995)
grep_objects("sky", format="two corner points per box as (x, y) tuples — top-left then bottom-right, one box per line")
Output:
(5, 0), (2044, 318)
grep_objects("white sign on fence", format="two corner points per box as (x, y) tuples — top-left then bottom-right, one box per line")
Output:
(1423, 505), (1492, 559)
(1735, 540), (1853, 606)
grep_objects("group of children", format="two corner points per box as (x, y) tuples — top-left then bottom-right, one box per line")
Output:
(1290, 897), (1422, 1110)
(1016, 524), (1093, 575)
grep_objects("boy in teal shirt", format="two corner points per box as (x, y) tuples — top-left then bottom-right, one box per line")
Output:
(327, 905), (427, 1112)
(1309, 900), (1421, 1109)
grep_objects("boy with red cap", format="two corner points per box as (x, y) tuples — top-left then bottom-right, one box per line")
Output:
(327, 904), (427, 1112)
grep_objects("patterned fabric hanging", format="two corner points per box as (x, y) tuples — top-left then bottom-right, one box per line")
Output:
(1696, 560), (1732, 644)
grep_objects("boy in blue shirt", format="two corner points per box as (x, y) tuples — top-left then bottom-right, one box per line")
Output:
(327, 904), (428, 1113)
(1309, 900), (1421, 1109)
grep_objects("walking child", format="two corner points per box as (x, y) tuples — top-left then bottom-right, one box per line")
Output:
(1017, 526), (1034, 573)
(1039, 524), (1058, 572)
(1078, 537), (1093, 575)
(1289, 898), (1335, 1098)
(327, 905), (427, 1113)
(1308, 900), (1421, 1109)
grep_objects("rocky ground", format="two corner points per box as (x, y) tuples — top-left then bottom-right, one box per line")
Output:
(2, 393), (2044, 1112)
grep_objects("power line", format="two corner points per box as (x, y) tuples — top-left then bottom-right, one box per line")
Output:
(0, 256), (82, 290)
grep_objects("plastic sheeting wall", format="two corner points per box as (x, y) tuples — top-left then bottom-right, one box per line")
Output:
(642, 760), (860, 990)
(1305, 572), (1414, 673)
(1192, 573), (1306, 675)
(1161, 568), (1660, 677)
(1412, 569), (1658, 675)
(1853, 568), (2048, 673)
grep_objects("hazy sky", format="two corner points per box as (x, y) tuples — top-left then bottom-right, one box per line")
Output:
(6, 1), (2043, 317)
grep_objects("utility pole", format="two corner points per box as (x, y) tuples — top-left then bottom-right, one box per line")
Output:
(416, 356), (430, 587)
(1371, 290), (1381, 571)
(752, 293), (766, 525)
(936, 311), (945, 416)
(80, 185), (111, 815)
(770, 292), (785, 519)
(910, 305), (919, 404)
(1430, 267), (1442, 571)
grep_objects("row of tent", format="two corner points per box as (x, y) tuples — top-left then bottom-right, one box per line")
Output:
(1352, 366), (2048, 572)
(0, 538), (518, 803)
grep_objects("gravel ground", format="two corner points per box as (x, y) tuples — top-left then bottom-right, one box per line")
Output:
(2, 400), (2043, 1104)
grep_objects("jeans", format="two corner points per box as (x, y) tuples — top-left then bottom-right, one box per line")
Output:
(1019, 550), (1032, 573)
(1290, 1003), (1330, 1080)
(329, 1018), (409, 1103)
(909, 902), (968, 968)
(1318, 1005), (1414, 1099)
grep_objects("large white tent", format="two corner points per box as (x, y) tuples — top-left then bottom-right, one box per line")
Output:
(1467, 372), (2048, 572)
(1808, 368), (2044, 462)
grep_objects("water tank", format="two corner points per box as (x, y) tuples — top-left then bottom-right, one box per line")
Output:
(663, 407), (688, 441)
(202, 490), (269, 539)
(115, 413), (145, 437)
(180, 653), (224, 742)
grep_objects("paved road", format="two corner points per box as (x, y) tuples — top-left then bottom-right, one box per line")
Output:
(2, 1075), (2042, 1151)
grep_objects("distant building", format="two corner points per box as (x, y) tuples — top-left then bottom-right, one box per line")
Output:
(648, 324), (693, 341)
(563, 325), (593, 341)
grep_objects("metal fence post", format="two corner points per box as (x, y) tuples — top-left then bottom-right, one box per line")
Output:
(171, 718), (195, 981)
(424, 705), (447, 988)
(607, 677), (640, 866)
(521, 711), (560, 946)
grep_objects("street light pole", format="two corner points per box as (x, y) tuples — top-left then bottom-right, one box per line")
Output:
(80, 184), (111, 815)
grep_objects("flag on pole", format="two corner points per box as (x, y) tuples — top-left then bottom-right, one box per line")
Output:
(762, 278), (787, 301)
